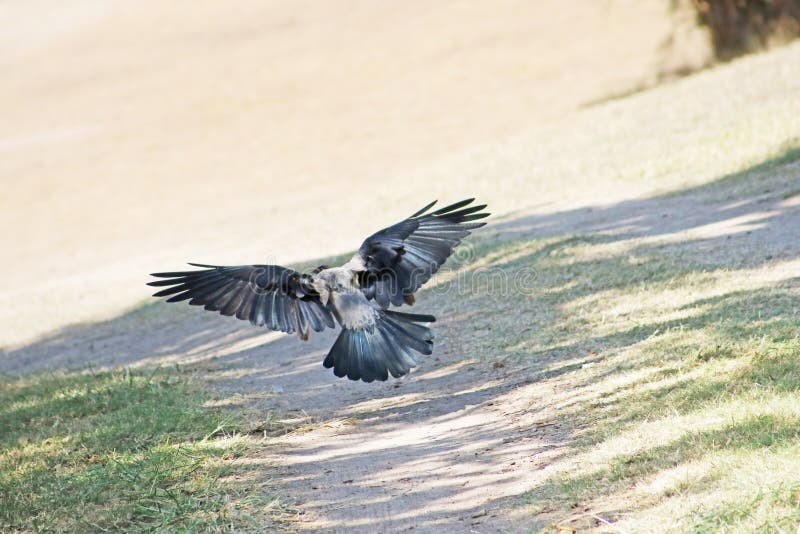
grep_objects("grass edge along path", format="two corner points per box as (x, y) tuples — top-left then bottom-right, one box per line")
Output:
(0, 366), (294, 533)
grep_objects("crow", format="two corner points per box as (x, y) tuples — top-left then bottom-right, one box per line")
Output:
(147, 198), (489, 382)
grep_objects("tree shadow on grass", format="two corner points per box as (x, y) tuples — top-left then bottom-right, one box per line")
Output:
(556, 283), (800, 428)
(523, 412), (800, 530)
(491, 145), (800, 270)
(0, 147), (799, 532)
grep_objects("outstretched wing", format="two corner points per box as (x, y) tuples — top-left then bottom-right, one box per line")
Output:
(355, 199), (489, 308)
(147, 263), (335, 339)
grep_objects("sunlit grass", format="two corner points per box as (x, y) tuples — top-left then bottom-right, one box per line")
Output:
(0, 368), (291, 533)
(419, 148), (800, 531)
(499, 249), (798, 530)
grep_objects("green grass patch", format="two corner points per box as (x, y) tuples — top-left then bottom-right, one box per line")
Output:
(0, 367), (289, 533)
(479, 237), (800, 530)
(419, 150), (800, 531)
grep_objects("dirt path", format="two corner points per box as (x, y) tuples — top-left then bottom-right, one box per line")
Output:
(212, 333), (564, 533)
(0, 273), (565, 532)
(206, 161), (800, 533)
(8, 156), (797, 532)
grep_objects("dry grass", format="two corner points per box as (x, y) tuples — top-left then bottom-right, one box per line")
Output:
(0, 0), (712, 349)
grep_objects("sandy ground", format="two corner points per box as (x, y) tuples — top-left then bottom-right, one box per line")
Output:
(1, 0), (710, 349)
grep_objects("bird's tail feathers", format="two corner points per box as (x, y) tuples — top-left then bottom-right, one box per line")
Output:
(323, 310), (435, 382)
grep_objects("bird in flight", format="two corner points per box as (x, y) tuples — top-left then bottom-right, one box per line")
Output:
(148, 199), (489, 382)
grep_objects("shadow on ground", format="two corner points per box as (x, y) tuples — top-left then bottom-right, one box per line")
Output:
(2, 147), (799, 532)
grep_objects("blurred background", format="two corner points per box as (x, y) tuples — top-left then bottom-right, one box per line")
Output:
(2, 0), (799, 348)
